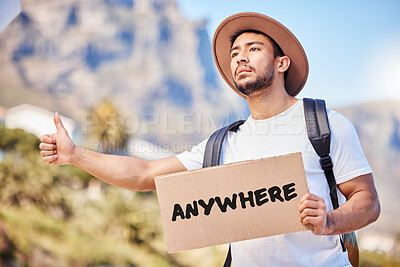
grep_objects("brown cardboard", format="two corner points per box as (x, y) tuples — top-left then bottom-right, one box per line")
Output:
(155, 152), (310, 253)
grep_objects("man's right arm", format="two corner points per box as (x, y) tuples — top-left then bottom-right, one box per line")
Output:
(70, 147), (186, 191)
(40, 112), (187, 191)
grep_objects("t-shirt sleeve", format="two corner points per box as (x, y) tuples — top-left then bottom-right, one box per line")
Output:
(175, 138), (208, 171)
(329, 111), (372, 184)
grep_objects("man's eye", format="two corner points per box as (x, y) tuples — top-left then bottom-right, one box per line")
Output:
(231, 52), (238, 58)
(250, 47), (260, 51)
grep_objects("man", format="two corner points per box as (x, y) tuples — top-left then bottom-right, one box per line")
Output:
(40, 12), (380, 266)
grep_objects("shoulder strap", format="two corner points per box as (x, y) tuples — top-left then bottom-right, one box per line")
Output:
(303, 98), (339, 209)
(202, 120), (245, 168)
(202, 120), (243, 267)
(303, 98), (347, 252)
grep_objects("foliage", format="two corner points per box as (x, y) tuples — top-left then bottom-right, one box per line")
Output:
(360, 250), (400, 267)
(0, 125), (227, 266)
(0, 126), (40, 154)
(0, 126), (77, 217)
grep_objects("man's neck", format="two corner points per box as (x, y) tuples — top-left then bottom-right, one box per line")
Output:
(246, 84), (298, 120)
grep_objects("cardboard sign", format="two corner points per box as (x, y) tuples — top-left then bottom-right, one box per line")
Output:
(155, 152), (310, 253)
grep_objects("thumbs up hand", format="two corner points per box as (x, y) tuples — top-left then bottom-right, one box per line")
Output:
(39, 112), (75, 165)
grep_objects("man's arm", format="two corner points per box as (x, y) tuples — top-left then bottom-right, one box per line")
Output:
(40, 112), (187, 191)
(298, 173), (380, 235)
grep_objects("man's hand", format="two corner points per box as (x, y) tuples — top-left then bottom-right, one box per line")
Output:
(39, 112), (75, 165)
(298, 193), (331, 235)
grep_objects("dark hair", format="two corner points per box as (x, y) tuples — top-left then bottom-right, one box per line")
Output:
(230, 29), (284, 58)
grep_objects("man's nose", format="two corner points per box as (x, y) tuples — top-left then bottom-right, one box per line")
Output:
(236, 51), (249, 64)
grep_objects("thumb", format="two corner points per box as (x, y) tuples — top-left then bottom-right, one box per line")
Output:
(54, 112), (66, 133)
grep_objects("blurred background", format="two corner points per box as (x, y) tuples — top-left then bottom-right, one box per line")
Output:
(0, 0), (399, 266)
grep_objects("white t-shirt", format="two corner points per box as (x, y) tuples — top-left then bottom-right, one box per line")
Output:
(176, 99), (372, 267)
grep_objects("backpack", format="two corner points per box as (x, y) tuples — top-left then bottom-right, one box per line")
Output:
(202, 98), (359, 267)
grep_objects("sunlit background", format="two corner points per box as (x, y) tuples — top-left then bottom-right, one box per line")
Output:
(0, 0), (399, 266)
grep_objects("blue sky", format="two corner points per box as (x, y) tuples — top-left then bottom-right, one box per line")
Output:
(177, 0), (400, 108)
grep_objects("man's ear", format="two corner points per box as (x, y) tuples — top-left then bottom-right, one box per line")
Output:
(277, 56), (290, 73)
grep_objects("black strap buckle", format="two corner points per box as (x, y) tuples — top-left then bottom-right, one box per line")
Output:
(319, 155), (333, 171)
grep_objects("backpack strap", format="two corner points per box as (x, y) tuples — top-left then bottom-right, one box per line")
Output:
(303, 98), (340, 209)
(203, 120), (245, 168)
(202, 120), (244, 267)
(303, 98), (346, 252)
(223, 244), (232, 267)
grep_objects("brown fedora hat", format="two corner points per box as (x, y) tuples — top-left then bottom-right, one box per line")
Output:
(212, 12), (309, 99)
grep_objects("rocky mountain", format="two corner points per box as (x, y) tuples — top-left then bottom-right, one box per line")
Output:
(0, 0), (245, 150)
(337, 102), (400, 235)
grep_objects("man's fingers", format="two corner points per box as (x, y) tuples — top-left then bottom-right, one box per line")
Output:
(42, 155), (58, 163)
(41, 150), (56, 157)
(299, 208), (322, 221)
(298, 199), (321, 212)
(39, 143), (56, 150)
(54, 112), (66, 133)
(40, 135), (55, 144)
(298, 193), (327, 233)
(301, 216), (322, 226)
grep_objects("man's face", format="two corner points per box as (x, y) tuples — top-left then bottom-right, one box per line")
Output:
(230, 32), (276, 96)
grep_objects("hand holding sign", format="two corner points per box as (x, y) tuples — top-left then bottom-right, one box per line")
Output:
(156, 153), (310, 253)
(298, 193), (330, 235)
(39, 112), (75, 165)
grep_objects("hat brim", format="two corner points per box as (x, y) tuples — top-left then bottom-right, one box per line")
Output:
(212, 12), (309, 99)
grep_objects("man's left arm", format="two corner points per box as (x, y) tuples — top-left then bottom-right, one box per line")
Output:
(298, 173), (380, 235)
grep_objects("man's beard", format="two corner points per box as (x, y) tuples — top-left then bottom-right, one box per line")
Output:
(233, 63), (275, 96)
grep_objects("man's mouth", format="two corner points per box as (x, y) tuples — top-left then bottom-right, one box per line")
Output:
(236, 66), (254, 77)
